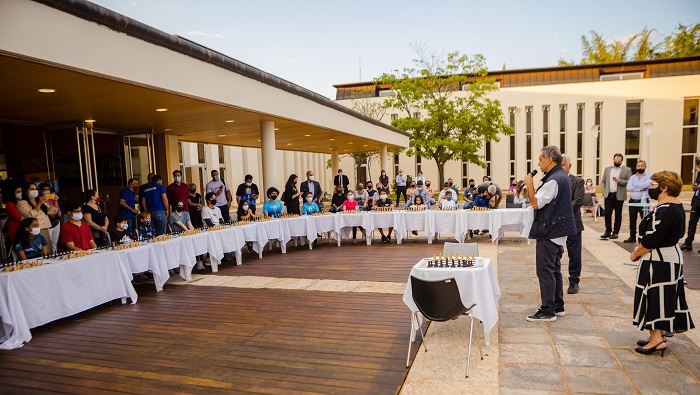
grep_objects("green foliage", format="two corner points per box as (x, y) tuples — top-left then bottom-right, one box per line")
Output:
(376, 44), (513, 186)
(563, 23), (700, 66)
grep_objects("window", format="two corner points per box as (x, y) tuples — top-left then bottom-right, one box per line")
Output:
(218, 145), (225, 161)
(595, 102), (603, 185)
(525, 106), (533, 174)
(393, 153), (400, 178)
(625, 102), (642, 168)
(413, 112), (421, 119)
(508, 107), (516, 179)
(599, 72), (643, 81)
(462, 162), (469, 188)
(218, 145), (226, 184)
(559, 104), (567, 153)
(576, 103), (584, 176)
(485, 141), (491, 177)
(415, 150), (422, 175)
(390, 114), (398, 121)
(681, 98), (699, 183)
(542, 105), (550, 147)
(197, 143), (206, 164)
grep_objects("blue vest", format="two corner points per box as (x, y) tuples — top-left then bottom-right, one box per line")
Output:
(529, 164), (578, 240)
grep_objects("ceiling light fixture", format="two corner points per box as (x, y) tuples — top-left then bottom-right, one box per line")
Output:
(274, 128), (280, 131)
(38, 88), (56, 93)
(225, 120), (235, 123)
(155, 108), (168, 112)
(164, 128), (173, 132)
(84, 119), (96, 123)
(218, 134), (227, 137)
(348, 142), (353, 144)
(329, 138), (335, 141)
(363, 144), (368, 147)
(287, 143), (292, 145)
(304, 134), (311, 137)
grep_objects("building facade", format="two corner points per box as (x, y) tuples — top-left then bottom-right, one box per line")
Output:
(334, 57), (700, 190)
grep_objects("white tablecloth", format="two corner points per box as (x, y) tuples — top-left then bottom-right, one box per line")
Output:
(335, 213), (371, 245)
(490, 208), (534, 242)
(113, 244), (169, 291)
(403, 258), (500, 345)
(396, 211), (430, 243)
(285, 216), (315, 244)
(428, 210), (463, 242)
(0, 253), (138, 349)
(239, 222), (268, 257)
(310, 215), (336, 236)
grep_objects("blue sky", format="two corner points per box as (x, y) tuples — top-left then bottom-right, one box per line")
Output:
(90, 0), (699, 99)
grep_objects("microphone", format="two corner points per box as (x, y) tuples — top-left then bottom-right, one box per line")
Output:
(530, 170), (538, 177)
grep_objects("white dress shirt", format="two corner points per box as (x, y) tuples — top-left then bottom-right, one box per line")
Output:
(609, 166), (621, 194)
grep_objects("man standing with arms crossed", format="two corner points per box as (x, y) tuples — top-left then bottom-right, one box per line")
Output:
(624, 160), (651, 243)
(561, 154), (585, 294)
(395, 169), (407, 206)
(600, 154), (632, 240)
(524, 146), (577, 322)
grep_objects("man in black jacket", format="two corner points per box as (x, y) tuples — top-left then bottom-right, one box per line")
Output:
(562, 154), (585, 294)
(300, 170), (323, 211)
(334, 169), (350, 195)
(681, 158), (700, 251)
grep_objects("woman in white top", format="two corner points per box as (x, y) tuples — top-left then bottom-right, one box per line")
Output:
(513, 180), (530, 207)
(201, 192), (223, 227)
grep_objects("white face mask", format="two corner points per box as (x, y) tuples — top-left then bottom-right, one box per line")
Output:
(308, 176), (314, 181)
(306, 197), (313, 203)
(380, 194), (388, 199)
(15, 193), (22, 200)
(72, 212), (83, 221)
(347, 195), (354, 201)
(28, 190), (39, 198)
(242, 205), (249, 211)
(120, 223), (128, 230)
(30, 227), (41, 236)
(587, 182), (593, 186)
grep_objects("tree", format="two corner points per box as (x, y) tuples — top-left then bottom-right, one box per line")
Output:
(376, 43), (513, 186)
(662, 23), (700, 58)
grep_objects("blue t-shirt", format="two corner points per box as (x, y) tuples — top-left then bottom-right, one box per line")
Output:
(143, 182), (167, 212)
(302, 202), (319, 215)
(14, 235), (48, 259)
(263, 200), (284, 218)
(473, 195), (491, 207)
(138, 223), (155, 239)
(119, 187), (137, 218)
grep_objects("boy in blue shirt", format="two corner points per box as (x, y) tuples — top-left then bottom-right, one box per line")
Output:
(302, 192), (320, 215)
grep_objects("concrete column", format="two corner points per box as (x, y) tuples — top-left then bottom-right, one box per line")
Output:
(294, 152), (301, 175)
(380, 144), (388, 175)
(301, 151), (308, 176)
(260, 121), (277, 197)
(154, 134), (179, 180)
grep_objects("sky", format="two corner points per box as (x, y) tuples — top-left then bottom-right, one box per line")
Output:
(89, 0), (699, 99)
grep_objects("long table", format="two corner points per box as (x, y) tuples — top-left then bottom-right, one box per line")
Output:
(0, 252), (138, 349)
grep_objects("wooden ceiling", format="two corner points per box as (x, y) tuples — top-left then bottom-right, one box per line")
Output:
(0, 54), (397, 154)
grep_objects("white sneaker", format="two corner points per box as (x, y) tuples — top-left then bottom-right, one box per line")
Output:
(555, 311), (566, 317)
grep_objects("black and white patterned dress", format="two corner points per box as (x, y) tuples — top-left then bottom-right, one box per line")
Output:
(633, 203), (694, 333)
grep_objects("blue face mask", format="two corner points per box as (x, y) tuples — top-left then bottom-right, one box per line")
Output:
(214, 175), (220, 181)
(174, 176), (181, 183)
(447, 196), (453, 201)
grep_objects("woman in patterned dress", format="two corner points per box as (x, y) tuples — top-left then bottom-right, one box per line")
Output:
(630, 171), (694, 356)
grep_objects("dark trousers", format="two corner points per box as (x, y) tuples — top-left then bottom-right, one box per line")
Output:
(566, 232), (582, 285)
(684, 197), (700, 245)
(604, 194), (624, 234)
(218, 205), (231, 223)
(628, 199), (646, 237)
(536, 239), (565, 316)
(396, 186), (407, 205)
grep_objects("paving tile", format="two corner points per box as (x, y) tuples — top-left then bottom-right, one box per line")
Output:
(501, 344), (556, 364)
(499, 327), (551, 345)
(499, 312), (549, 328)
(666, 334), (700, 353)
(500, 365), (565, 392)
(614, 348), (685, 372)
(550, 329), (607, 347)
(577, 293), (623, 305)
(500, 301), (538, 314)
(402, 378), (499, 395)
(561, 366), (635, 394)
(586, 304), (632, 319)
(555, 345), (619, 368)
(591, 315), (634, 332)
(601, 330), (645, 349)
(548, 313), (597, 331)
(500, 389), (565, 395)
(627, 371), (700, 395)
(674, 352), (700, 379)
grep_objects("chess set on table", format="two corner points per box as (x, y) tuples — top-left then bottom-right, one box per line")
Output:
(180, 229), (201, 236)
(279, 214), (300, 219)
(374, 207), (393, 212)
(426, 252), (479, 268)
(408, 205), (426, 211)
(150, 235), (173, 243)
(114, 241), (142, 250)
(311, 212), (332, 216)
(341, 209), (360, 214)
(1, 259), (45, 272)
(469, 206), (492, 211)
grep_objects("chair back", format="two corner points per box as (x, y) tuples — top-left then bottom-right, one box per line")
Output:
(411, 276), (469, 321)
(505, 194), (515, 204)
(443, 242), (479, 257)
(505, 202), (522, 208)
(581, 193), (593, 207)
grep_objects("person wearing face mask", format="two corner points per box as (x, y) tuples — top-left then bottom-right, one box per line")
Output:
(364, 182), (377, 210)
(405, 180), (435, 209)
(300, 170), (323, 211)
(330, 186), (347, 213)
(441, 191), (457, 210)
(414, 171), (425, 184)
(141, 175), (169, 236)
(378, 170), (390, 194)
(582, 178), (599, 216)
(201, 192), (224, 227)
(630, 171), (694, 356)
(263, 187), (285, 218)
(406, 182), (417, 201)
(187, 183), (203, 228)
(601, 154), (632, 240)
(59, 201), (96, 251)
(395, 169), (408, 206)
(110, 214), (134, 245)
(334, 169), (350, 195)
(438, 182), (453, 204)
(168, 199), (194, 233)
(14, 218), (48, 260)
(681, 158), (700, 251)
(374, 191), (394, 242)
(302, 192), (320, 215)
(468, 179), (477, 194)
(38, 182), (61, 252)
(137, 212), (155, 239)
(3, 185), (23, 242)
(355, 186), (368, 210)
(561, 154), (585, 295)
(166, 170), (190, 215)
(17, 182), (54, 254)
(625, 160), (652, 243)
(513, 181), (530, 207)
(447, 178), (459, 198)
(120, 178), (140, 237)
(207, 170), (233, 223)
(137, 172), (155, 208)
(425, 181), (434, 195)
(342, 191), (365, 242)
(82, 189), (109, 247)
(235, 174), (259, 217)
(281, 174), (302, 215)
(462, 182), (475, 209)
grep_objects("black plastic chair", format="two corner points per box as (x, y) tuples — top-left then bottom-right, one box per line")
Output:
(407, 276), (483, 378)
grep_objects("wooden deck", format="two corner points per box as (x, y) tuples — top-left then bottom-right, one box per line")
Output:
(0, 238), (445, 395)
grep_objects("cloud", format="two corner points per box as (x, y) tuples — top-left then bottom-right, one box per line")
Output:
(605, 33), (637, 44)
(558, 48), (569, 54)
(553, 32), (560, 37)
(185, 31), (226, 39)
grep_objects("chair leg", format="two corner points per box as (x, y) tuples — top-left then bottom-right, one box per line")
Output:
(477, 319), (484, 360)
(406, 325), (413, 368)
(415, 312), (428, 352)
(466, 315), (474, 378)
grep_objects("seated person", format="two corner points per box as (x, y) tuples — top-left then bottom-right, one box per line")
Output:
(408, 195), (427, 210)
(374, 191), (395, 243)
(438, 182), (455, 202)
(463, 185), (475, 209)
(404, 180), (436, 209)
(476, 181), (502, 208)
(440, 191), (458, 210)
(406, 182), (417, 200)
(330, 186), (346, 213)
(237, 201), (254, 221)
(110, 214), (133, 245)
(138, 212), (155, 239)
(14, 217), (48, 260)
(262, 187), (284, 218)
(169, 199), (194, 233)
(364, 182), (377, 210)
(201, 192), (224, 226)
(473, 185), (497, 208)
(355, 186), (368, 210)
(302, 192), (320, 215)
(513, 181), (530, 206)
(59, 201), (97, 251)
(342, 191), (359, 211)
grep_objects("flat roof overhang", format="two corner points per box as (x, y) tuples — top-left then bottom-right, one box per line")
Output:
(0, 0), (408, 153)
